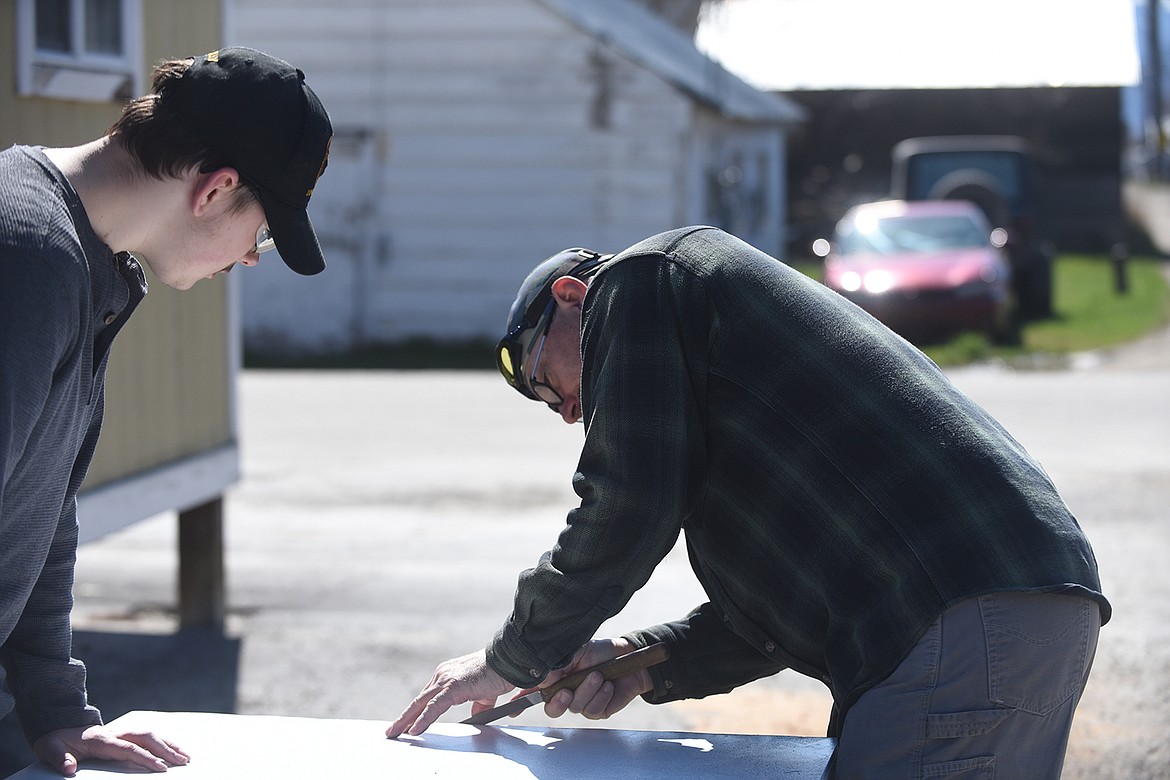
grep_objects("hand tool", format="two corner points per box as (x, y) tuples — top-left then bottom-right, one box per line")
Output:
(461, 642), (669, 726)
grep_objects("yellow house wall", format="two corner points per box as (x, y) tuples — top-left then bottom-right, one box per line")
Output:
(0, 2), (234, 491)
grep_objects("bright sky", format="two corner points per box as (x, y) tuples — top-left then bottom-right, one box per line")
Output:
(695, 0), (1141, 90)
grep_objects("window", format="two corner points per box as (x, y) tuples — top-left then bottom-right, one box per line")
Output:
(16, 0), (142, 103)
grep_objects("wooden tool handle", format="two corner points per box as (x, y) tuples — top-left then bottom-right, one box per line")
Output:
(541, 642), (670, 702)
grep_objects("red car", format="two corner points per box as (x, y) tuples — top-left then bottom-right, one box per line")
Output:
(817, 199), (1016, 342)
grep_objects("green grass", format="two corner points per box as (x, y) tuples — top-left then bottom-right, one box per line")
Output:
(246, 254), (1170, 370)
(1024, 255), (1170, 350)
(922, 254), (1170, 367)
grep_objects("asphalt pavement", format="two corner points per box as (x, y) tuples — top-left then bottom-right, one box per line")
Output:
(49, 317), (1170, 780)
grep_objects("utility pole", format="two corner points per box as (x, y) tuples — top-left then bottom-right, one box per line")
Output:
(1150, 0), (1165, 179)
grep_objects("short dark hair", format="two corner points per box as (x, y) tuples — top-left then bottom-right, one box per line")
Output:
(107, 58), (259, 210)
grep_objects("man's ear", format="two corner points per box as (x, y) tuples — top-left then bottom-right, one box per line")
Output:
(192, 166), (244, 217)
(550, 276), (588, 309)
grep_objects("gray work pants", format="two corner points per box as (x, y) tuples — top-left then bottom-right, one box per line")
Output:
(828, 591), (1101, 779)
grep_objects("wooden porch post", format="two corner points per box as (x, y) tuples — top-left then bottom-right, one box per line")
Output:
(178, 497), (226, 632)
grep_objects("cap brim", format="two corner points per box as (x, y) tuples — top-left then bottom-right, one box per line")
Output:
(260, 192), (326, 276)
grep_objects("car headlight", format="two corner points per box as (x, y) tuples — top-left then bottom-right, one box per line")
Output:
(863, 270), (894, 294)
(836, 269), (894, 294)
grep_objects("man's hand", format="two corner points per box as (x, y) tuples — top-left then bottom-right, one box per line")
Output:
(33, 724), (190, 776)
(386, 649), (515, 738)
(536, 637), (653, 721)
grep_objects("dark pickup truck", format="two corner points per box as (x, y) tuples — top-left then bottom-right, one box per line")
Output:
(891, 135), (1054, 318)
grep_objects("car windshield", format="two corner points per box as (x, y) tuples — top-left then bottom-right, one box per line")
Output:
(837, 214), (988, 256)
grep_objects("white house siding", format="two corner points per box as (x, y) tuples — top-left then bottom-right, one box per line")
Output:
(229, 0), (789, 351)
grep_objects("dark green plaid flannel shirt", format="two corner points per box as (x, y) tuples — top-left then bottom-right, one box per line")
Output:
(487, 225), (1109, 717)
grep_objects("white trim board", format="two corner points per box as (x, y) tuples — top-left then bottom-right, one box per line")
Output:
(77, 444), (239, 544)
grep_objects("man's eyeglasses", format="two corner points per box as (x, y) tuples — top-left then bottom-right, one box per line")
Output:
(250, 225), (277, 256)
(495, 298), (563, 411)
(525, 308), (564, 412)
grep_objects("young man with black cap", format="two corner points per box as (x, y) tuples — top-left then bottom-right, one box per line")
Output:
(0, 48), (331, 776)
(387, 226), (1109, 779)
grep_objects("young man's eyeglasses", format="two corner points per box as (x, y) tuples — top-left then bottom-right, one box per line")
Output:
(250, 225), (276, 255)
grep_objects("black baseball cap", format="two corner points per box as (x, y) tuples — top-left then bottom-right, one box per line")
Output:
(164, 47), (333, 275)
(496, 248), (611, 401)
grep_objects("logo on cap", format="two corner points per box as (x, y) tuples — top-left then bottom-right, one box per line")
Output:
(308, 135), (332, 199)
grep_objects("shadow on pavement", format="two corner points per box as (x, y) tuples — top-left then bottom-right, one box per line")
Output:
(0, 628), (240, 778)
(74, 627), (241, 719)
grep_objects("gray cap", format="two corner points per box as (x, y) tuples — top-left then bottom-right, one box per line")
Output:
(495, 248), (610, 400)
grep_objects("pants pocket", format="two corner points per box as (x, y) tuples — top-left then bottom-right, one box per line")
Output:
(926, 708), (1014, 739)
(922, 755), (995, 778)
(980, 593), (1093, 716)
